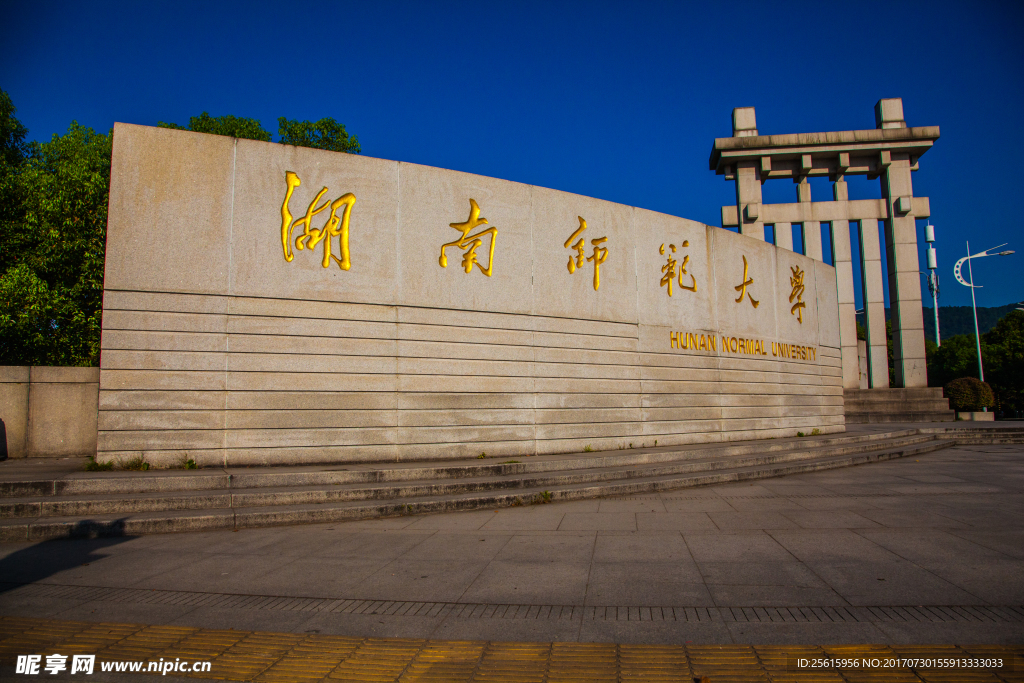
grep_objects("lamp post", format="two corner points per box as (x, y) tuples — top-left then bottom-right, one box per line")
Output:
(924, 224), (940, 346)
(953, 243), (1015, 411)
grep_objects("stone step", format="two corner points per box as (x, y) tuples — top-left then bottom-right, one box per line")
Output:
(0, 433), (941, 519)
(0, 437), (956, 542)
(0, 429), (925, 498)
(845, 411), (955, 424)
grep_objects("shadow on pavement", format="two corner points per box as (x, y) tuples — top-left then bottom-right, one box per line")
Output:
(0, 522), (135, 594)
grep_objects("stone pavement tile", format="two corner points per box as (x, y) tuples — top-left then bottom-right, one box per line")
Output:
(725, 497), (807, 511)
(0, 537), (150, 585)
(399, 533), (511, 562)
(815, 485), (891, 496)
(45, 549), (197, 589)
(432, 616), (582, 643)
(791, 496), (881, 511)
(331, 517), (420, 530)
(0, 594), (82, 619)
(591, 533), (692, 564)
(928, 505), (1024, 527)
(697, 561), (829, 588)
(635, 512), (718, 532)
(706, 511), (798, 530)
(597, 497), (667, 513)
(578, 618), (734, 645)
(458, 561), (590, 605)
(584, 564), (711, 606)
(805, 560), (980, 606)
(134, 552), (298, 593)
(143, 526), (288, 554)
(54, 600), (195, 626)
(940, 483), (1012, 494)
(164, 605), (323, 633)
(917, 559), (1024, 604)
(348, 560), (489, 603)
(871, 620), (1024, 645)
(757, 483), (835, 496)
(898, 473), (969, 483)
(479, 509), (567, 531)
(683, 531), (794, 562)
(492, 534), (595, 563)
(298, 610), (444, 639)
(404, 509), (497, 530)
(946, 528), (1024, 559)
(768, 529), (898, 563)
(558, 512), (637, 531)
(780, 510), (881, 529)
(707, 484), (778, 497)
(707, 584), (847, 606)
(725, 621), (889, 645)
(311, 531), (433, 560)
(855, 528), (1014, 563)
(660, 496), (734, 513)
(246, 557), (386, 597)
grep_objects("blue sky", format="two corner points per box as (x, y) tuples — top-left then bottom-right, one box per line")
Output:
(3, 0), (1022, 308)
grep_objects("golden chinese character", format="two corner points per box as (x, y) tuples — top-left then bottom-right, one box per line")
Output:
(439, 199), (498, 276)
(789, 264), (806, 323)
(564, 217), (587, 274)
(564, 217), (608, 290)
(280, 171), (355, 270)
(734, 255), (760, 308)
(659, 241), (697, 296)
(587, 237), (608, 290)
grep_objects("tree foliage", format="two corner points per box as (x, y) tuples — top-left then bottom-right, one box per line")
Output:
(278, 117), (360, 154)
(157, 113), (361, 154)
(1, 92), (360, 366)
(158, 112), (271, 142)
(0, 112), (111, 366)
(928, 310), (1024, 415)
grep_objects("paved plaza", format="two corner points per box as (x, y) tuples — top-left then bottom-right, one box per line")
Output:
(0, 441), (1022, 648)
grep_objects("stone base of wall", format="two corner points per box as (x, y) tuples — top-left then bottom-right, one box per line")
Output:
(0, 367), (99, 458)
(844, 387), (954, 424)
(957, 411), (995, 421)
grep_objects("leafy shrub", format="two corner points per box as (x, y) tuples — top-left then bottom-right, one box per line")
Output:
(944, 376), (995, 411)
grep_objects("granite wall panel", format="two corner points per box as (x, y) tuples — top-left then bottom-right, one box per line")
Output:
(98, 124), (843, 466)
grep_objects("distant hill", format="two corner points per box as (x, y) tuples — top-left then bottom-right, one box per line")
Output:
(922, 304), (1020, 340)
(856, 304), (1020, 341)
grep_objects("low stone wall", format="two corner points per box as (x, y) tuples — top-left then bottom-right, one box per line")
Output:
(0, 366), (99, 458)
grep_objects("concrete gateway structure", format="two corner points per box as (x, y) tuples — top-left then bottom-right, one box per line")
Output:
(97, 122), (843, 467)
(711, 98), (952, 423)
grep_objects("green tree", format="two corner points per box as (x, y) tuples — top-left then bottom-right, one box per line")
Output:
(278, 117), (360, 154)
(0, 115), (111, 366)
(158, 112), (271, 141)
(1, 93), (359, 366)
(981, 310), (1024, 413)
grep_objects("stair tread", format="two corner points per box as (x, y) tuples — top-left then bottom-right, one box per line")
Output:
(0, 435), (942, 511)
(0, 430), (926, 497)
(0, 438), (953, 528)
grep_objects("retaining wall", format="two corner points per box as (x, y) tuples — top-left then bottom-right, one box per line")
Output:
(0, 366), (99, 458)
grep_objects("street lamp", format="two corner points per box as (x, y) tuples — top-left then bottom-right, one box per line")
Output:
(924, 224), (940, 346)
(953, 242), (1015, 411)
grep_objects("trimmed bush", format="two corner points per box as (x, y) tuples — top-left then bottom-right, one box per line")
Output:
(944, 376), (995, 412)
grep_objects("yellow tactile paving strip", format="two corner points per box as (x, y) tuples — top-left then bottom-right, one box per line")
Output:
(0, 617), (1020, 681)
